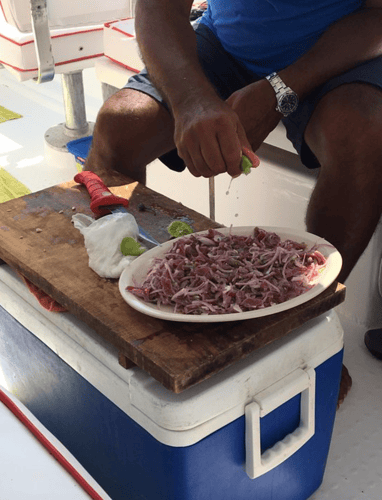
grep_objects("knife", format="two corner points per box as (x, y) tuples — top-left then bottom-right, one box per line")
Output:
(74, 171), (160, 248)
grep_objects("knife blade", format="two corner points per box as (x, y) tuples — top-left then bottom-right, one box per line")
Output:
(74, 171), (160, 248)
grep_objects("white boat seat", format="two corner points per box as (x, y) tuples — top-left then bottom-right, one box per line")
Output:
(1, 0), (133, 33)
(103, 17), (142, 74)
(0, 0), (134, 148)
(94, 18), (140, 101)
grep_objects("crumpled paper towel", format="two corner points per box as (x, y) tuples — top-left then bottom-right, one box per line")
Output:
(72, 212), (141, 278)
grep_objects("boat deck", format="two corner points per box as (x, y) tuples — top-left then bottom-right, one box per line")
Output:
(1, 66), (381, 499)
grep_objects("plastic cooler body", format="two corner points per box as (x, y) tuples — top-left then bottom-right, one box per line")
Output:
(0, 271), (344, 500)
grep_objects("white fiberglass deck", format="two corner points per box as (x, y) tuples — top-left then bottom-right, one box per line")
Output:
(1, 66), (382, 499)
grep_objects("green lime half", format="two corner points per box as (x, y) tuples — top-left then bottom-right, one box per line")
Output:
(241, 154), (252, 175)
(167, 221), (194, 238)
(120, 237), (146, 256)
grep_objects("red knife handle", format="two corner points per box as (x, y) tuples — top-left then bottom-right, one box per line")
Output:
(74, 171), (129, 217)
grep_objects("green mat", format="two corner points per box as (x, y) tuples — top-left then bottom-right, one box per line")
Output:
(0, 168), (31, 203)
(0, 105), (23, 124)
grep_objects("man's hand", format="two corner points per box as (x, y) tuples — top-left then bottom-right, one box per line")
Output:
(173, 94), (254, 178)
(226, 79), (282, 153)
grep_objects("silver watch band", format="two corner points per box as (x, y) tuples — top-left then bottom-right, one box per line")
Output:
(265, 71), (299, 117)
(265, 72), (287, 95)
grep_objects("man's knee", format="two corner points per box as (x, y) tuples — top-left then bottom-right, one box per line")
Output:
(95, 89), (143, 140)
(89, 88), (176, 181)
(305, 83), (382, 168)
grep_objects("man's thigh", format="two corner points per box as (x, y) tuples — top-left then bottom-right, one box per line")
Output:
(304, 82), (382, 171)
(283, 55), (382, 169)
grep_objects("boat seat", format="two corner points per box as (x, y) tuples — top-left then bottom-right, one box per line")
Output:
(0, 0), (134, 150)
(94, 17), (140, 101)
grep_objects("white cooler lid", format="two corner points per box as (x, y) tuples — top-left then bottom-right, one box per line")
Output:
(0, 265), (343, 447)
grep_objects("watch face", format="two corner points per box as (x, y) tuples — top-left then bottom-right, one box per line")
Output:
(279, 92), (298, 114)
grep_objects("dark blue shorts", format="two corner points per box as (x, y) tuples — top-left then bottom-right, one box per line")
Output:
(125, 22), (382, 171)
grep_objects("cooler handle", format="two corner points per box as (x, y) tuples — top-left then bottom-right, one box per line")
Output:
(245, 367), (315, 479)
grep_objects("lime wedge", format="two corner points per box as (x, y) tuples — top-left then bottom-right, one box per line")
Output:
(241, 154), (252, 175)
(167, 221), (193, 238)
(120, 237), (146, 256)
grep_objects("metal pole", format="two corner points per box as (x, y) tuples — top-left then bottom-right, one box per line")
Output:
(61, 71), (89, 137)
(209, 177), (215, 221)
(45, 70), (94, 150)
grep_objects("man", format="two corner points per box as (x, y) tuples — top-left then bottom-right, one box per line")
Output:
(85, 0), (382, 356)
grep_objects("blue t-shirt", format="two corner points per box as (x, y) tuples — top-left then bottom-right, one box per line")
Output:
(200, 0), (363, 76)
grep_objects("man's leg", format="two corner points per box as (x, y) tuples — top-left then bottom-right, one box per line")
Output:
(304, 82), (382, 284)
(304, 82), (382, 377)
(85, 88), (176, 184)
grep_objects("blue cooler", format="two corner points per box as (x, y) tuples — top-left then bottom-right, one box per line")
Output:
(0, 265), (343, 500)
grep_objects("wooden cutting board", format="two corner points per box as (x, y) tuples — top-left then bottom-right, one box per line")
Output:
(0, 174), (346, 392)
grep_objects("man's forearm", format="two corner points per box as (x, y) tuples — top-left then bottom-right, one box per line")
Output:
(135, 0), (218, 114)
(280, 7), (382, 100)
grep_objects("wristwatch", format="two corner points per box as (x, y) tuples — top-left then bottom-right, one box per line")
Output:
(265, 72), (299, 117)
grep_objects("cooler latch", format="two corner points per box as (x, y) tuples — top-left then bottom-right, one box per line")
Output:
(245, 367), (316, 479)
